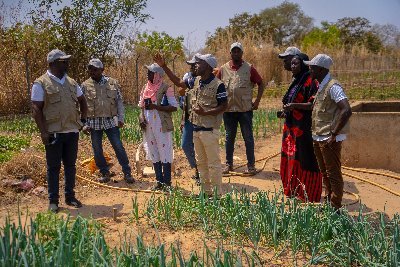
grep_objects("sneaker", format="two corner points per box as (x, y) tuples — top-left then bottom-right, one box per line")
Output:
(244, 166), (257, 176)
(151, 183), (164, 191)
(48, 203), (59, 213)
(222, 165), (233, 174)
(124, 174), (135, 184)
(98, 172), (111, 183)
(65, 197), (82, 208)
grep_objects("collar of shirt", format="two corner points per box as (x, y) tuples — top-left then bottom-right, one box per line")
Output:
(93, 75), (109, 85)
(47, 70), (66, 85)
(229, 60), (244, 71)
(199, 74), (215, 87)
(318, 73), (331, 91)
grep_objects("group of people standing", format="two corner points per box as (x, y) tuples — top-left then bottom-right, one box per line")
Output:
(31, 42), (351, 213)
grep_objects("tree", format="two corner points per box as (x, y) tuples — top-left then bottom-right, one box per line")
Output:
(206, 1), (313, 47)
(29, 0), (150, 81)
(258, 1), (313, 45)
(371, 23), (400, 48)
(301, 22), (342, 49)
(134, 31), (184, 60)
(335, 17), (383, 53)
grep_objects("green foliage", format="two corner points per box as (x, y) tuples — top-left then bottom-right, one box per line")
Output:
(0, 135), (30, 163)
(302, 23), (342, 49)
(135, 31), (185, 61)
(145, 189), (400, 266)
(0, 212), (262, 266)
(206, 1), (313, 47)
(28, 0), (150, 82)
(334, 17), (383, 53)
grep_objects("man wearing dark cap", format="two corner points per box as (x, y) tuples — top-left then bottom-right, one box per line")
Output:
(304, 54), (352, 212)
(278, 46), (302, 71)
(31, 49), (88, 213)
(81, 58), (134, 184)
(217, 42), (265, 175)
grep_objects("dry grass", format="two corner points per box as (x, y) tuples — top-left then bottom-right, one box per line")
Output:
(1, 32), (400, 115)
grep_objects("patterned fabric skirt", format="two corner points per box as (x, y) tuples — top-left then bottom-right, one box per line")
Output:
(143, 109), (173, 163)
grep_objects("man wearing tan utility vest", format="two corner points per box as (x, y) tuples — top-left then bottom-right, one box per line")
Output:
(31, 49), (88, 213)
(81, 59), (134, 184)
(304, 54), (352, 212)
(217, 42), (265, 175)
(192, 54), (228, 197)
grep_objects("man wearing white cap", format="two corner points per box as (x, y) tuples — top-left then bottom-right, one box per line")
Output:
(81, 58), (134, 184)
(153, 53), (201, 185)
(31, 49), (88, 212)
(217, 42), (265, 175)
(278, 46), (302, 71)
(192, 54), (227, 196)
(304, 54), (352, 211)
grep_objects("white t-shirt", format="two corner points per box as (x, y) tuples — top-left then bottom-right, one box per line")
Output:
(31, 70), (83, 101)
(312, 73), (348, 142)
(31, 71), (83, 133)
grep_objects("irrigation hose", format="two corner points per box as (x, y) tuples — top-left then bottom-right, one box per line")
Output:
(271, 167), (360, 207)
(342, 172), (400, 197)
(342, 166), (400, 181)
(223, 152), (281, 177)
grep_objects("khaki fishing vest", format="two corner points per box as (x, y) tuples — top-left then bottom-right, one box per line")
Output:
(312, 78), (350, 136)
(82, 77), (118, 118)
(190, 77), (224, 129)
(35, 73), (82, 133)
(220, 61), (254, 112)
(155, 83), (174, 133)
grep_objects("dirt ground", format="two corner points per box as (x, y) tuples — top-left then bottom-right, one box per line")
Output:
(0, 99), (399, 264)
(1, 131), (400, 262)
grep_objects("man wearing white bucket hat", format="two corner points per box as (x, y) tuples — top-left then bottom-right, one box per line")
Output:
(304, 53), (352, 212)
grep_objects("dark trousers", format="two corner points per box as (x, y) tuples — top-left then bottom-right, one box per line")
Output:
(45, 132), (79, 204)
(90, 126), (131, 176)
(223, 111), (255, 167)
(313, 140), (343, 209)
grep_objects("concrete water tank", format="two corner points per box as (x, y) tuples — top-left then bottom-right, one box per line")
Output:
(342, 101), (400, 172)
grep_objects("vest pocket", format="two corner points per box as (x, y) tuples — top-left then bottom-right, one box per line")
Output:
(48, 92), (61, 103)
(106, 89), (117, 99)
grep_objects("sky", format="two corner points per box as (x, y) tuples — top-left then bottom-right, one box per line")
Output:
(140, 0), (400, 50)
(3, 0), (400, 50)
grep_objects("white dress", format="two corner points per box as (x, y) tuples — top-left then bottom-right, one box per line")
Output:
(141, 92), (178, 164)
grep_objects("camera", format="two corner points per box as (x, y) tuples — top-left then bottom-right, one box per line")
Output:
(48, 133), (58, 145)
(144, 98), (151, 110)
(277, 110), (285, 118)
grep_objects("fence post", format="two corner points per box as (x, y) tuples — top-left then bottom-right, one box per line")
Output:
(135, 55), (140, 104)
(24, 52), (30, 96)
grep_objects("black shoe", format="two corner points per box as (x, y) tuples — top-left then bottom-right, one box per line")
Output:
(124, 174), (135, 184)
(65, 197), (82, 208)
(222, 165), (233, 174)
(151, 183), (164, 191)
(48, 203), (59, 213)
(98, 172), (111, 183)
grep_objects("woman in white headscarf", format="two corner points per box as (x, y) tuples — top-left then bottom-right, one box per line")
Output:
(139, 63), (178, 190)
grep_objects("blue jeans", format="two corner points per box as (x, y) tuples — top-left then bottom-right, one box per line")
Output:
(45, 132), (79, 203)
(223, 111), (255, 167)
(90, 126), (131, 176)
(181, 120), (197, 168)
